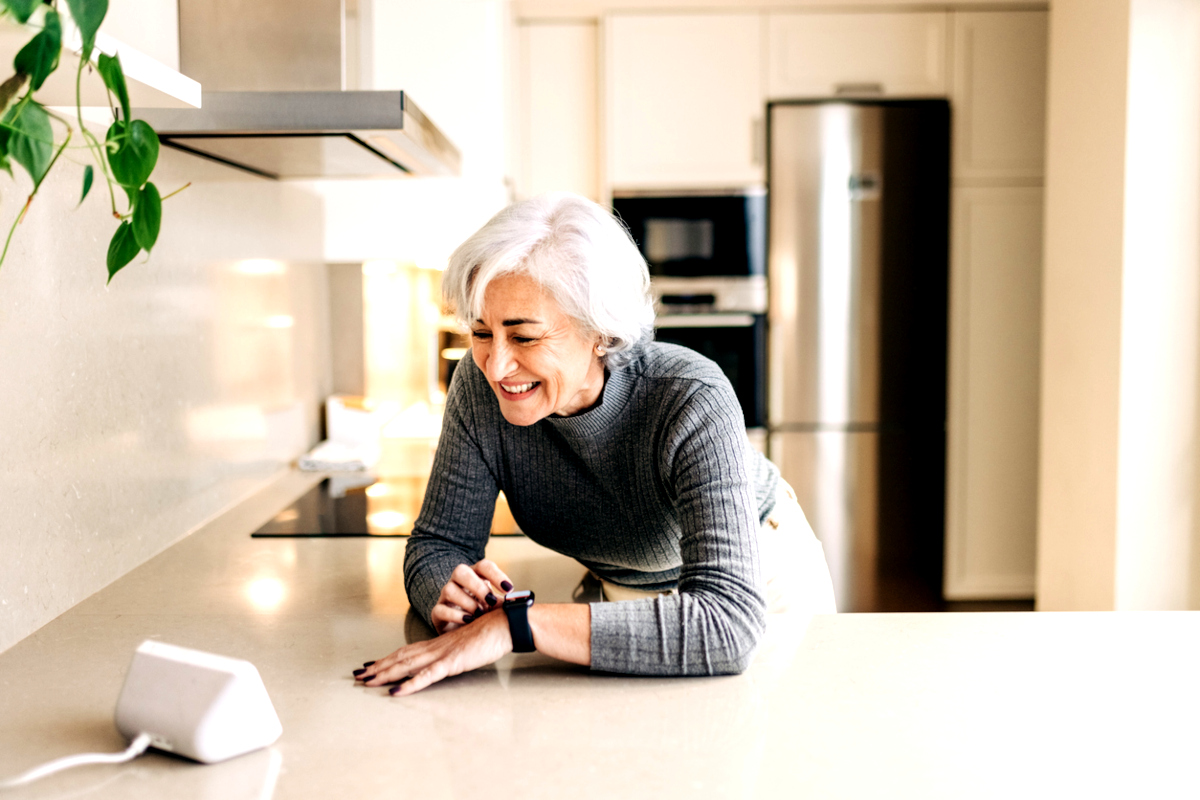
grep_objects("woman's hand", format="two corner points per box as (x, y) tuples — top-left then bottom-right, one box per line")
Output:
(358, 608), (513, 695)
(431, 559), (514, 635)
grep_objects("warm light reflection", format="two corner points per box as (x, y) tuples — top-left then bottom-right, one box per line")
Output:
(440, 347), (468, 361)
(265, 315), (295, 329)
(235, 259), (286, 275)
(274, 509), (299, 523)
(362, 259), (398, 276)
(245, 577), (286, 611)
(368, 510), (409, 529)
(365, 483), (391, 498)
(366, 540), (408, 612)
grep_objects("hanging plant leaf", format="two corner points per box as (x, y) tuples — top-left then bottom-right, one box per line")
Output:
(106, 118), (157, 195)
(1, 0), (40, 24)
(96, 51), (128, 124)
(132, 181), (160, 250)
(64, 0), (107, 60)
(78, 164), (93, 205)
(106, 220), (139, 282)
(3, 100), (53, 187)
(13, 10), (61, 91)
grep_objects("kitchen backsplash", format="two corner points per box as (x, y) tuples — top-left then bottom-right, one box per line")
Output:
(0, 149), (332, 653)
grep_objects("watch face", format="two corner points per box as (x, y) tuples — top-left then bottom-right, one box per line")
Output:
(504, 589), (534, 606)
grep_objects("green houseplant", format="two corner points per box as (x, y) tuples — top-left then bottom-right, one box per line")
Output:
(0, 0), (183, 282)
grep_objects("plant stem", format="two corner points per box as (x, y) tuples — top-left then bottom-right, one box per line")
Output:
(0, 206), (24, 269)
(0, 128), (71, 269)
(160, 183), (192, 202)
(74, 53), (119, 218)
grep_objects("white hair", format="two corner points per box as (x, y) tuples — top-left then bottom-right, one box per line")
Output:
(443, 192), (654, 368)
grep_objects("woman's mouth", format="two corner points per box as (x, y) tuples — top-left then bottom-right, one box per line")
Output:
(499, 381), (540, 398)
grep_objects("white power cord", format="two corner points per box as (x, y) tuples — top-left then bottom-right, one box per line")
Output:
(0, 733), (153, 789)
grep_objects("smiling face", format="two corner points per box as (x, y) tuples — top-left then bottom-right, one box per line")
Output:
(470, 273), (606, 426)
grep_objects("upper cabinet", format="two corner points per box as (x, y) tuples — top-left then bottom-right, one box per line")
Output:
(950, 12), (1049, 181)
(767, 12), (948, 98)
(516, 22), (599, 201)
(605, 14), (765, 191)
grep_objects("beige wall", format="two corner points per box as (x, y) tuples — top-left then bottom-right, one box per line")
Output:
(1038, 0), (1200, 610)
(0, 149), (330, 653)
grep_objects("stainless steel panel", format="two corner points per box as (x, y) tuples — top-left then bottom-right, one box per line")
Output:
(165, 135), (400, 179)
(771, 430), (879, 613)
(138, 93), (462, 179)
(179, 0), (344, 92)
(768, 104), (883, 426)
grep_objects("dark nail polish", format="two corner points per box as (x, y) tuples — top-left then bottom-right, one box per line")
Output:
(501, 581), (513, 592)
(353, 668), (366, 677)
(486, 593), (497, 605)
(363, 661), (375, 667)
(463, 612), (473, 623)
(388, 685), (402, 696)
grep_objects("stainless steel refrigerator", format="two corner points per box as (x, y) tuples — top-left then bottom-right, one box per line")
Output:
(767, 100), (950, 613)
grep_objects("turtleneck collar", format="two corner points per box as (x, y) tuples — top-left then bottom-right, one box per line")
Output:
(543, 353), (641, 439)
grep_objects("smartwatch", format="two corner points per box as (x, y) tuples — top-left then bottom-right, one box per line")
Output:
(502, 589), (536, 653)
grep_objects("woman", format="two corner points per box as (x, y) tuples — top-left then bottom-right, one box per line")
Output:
(356, 192), (835, 696)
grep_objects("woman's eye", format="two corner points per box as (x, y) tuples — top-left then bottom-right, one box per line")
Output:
(513, 337), (536, 344)
(471, 331), (492, 341)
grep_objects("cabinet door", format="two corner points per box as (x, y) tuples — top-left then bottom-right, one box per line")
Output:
(517, 22), (599, 201)
(944, 187), (1042, 600)
(767, 12), (948, 98)
(606, 13), (765, 190)
(951, 12), (1049, 181)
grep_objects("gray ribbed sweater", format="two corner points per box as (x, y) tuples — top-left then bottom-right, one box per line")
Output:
(403, 342), (777, 675)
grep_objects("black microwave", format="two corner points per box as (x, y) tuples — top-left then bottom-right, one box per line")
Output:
(613, 192), (766, 278)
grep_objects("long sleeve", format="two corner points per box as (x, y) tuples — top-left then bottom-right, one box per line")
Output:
(403, 369), (499, 627)
(587, 377), (767, 675)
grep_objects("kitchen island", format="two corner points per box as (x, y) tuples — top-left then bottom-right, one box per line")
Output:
(1, 470), (1197, 799)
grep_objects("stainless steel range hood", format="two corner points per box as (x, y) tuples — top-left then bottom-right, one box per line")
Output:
(137, 0), (461, 179)
(136, 91), (461, 179)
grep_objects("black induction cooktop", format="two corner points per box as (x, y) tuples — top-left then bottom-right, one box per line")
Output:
(252, 475), (523, 537)
(252, 476), (401, 537)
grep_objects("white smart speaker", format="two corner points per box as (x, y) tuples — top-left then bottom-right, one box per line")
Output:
(114, 640), (283, 764)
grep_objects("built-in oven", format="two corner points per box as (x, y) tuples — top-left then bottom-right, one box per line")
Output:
(614, 191), (767, 438)
(655, 311), (766, 429)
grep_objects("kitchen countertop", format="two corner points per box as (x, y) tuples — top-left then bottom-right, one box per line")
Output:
(1, 469), (1198, 799)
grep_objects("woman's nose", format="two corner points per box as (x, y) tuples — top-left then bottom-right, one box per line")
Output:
(486, 339), (514, 380)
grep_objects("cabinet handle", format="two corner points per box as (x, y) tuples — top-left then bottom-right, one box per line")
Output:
(835, 82), (885, 96)
(752, 117), (765, 166)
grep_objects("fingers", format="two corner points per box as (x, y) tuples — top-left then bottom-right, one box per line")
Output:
(472, 559), (514, 595)
(449, 563), (501, 612)
(355, 612), (510, 695)
(392, 659), (452, 696)
(359, 642), (435, 687)
(431, 602), (468, 634)
(439, 580), (484, 616)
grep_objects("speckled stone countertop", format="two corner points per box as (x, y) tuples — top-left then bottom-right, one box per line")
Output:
(1, 470), (1198, 799)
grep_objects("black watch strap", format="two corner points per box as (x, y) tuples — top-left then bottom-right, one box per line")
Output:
(503, 590), (536, 653)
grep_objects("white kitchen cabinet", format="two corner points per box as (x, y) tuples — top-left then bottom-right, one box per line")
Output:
(767, 12), (948, 99)
(516, 22), (599, 201)
(944, 186), (1043, 600)
(951, 12), (1049, 182)
(605, 13), (765, 191)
